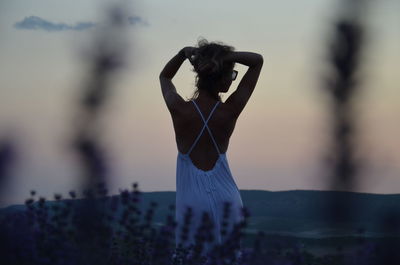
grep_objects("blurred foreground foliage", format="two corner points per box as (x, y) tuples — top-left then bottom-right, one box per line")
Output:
(1, 183), (397, 265)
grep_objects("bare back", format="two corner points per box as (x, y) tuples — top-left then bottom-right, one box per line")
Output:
(171, 99), (238, 171)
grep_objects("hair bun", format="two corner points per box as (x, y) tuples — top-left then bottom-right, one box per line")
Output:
(195, 58), (220, 76)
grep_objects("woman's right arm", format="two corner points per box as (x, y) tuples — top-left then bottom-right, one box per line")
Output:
(224, 51), (263, 117)
(224, 51), (263, 68)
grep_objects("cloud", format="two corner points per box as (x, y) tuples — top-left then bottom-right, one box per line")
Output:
(127, 16), (149, 26)
(14, 15), (149, 32)
(14, 16), (95, 31)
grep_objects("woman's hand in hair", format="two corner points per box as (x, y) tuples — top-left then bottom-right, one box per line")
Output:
(180, 47), (198, 63)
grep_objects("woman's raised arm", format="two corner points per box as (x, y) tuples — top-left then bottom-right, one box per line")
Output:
(159, 47), (196, 112)
(159, 49), (185, 79)
(224, 51), (264, 117)
(224, 51), (263, 68)
(159, 47), (197, 79)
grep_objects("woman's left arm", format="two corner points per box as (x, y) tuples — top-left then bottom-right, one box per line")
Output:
(160, 48), (186, 79)
(159, 47), (194, 112)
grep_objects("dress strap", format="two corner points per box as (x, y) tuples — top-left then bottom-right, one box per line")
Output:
(186, 100), (221, 155)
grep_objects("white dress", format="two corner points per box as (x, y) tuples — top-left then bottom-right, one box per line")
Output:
(174, 100), (244, 257)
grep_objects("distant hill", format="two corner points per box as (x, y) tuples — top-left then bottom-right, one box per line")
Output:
(1, 190), (399, 239)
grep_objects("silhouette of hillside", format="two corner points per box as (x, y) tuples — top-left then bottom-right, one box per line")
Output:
(2, 189), (399, 239)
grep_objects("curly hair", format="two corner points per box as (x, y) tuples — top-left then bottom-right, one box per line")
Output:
(190, 38), (235, 101)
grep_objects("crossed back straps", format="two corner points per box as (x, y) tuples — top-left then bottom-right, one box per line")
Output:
(186, 100), (221, 155)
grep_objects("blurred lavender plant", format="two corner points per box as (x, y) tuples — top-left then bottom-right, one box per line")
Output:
(321, 0), (367, 232)
(66, 3), (130, 265)
(0, 132), (18, 203)
(70, 3), (129, 199)
(321, 0), (400, 264)
(320, 0), (368, 262)
(323, 3), (365, 192)
(0, 133), (18, 264)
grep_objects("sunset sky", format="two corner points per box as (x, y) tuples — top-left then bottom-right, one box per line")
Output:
(0, 0), (399, 207)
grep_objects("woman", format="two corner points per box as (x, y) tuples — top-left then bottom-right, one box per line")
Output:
(159, 39), (263, 257)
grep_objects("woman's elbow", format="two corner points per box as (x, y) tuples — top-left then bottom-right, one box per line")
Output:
(159, 71), (172, 80)
(257, 54), (264, 65)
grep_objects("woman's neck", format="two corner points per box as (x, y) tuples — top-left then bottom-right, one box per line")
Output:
(197, 90), (220, 102)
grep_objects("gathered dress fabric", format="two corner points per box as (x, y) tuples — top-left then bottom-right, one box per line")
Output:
(175, 100), (244, 258)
